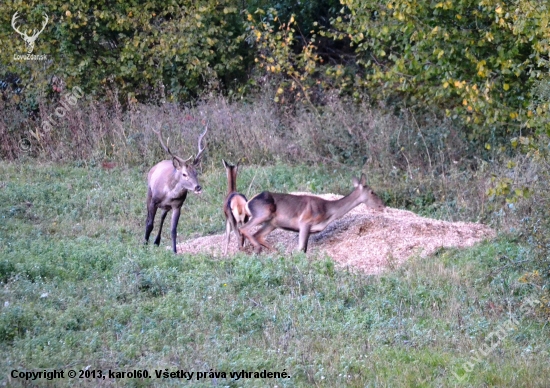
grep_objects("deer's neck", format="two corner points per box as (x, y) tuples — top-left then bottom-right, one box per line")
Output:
(325, 189), (362, 222)
(226, 169), (237, 194)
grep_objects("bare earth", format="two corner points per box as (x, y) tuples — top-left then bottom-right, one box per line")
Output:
(176, 192), (495, 274)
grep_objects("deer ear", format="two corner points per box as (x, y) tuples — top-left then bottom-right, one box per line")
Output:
(360, 174), (366, 186)
(222, 159), (228, 168)
(172, 157), (182, 169)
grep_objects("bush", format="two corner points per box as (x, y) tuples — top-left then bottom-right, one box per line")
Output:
(0, 0), (248, 101)
(327, 0), (550, 143)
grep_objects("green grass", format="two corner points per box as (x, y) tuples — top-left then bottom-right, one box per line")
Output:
(0, 161), (548, 387)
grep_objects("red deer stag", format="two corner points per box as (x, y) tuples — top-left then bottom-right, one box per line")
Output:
(222, 159), (249, 255)
(144, 126), (207, 253)
(240, 174), (385, 253)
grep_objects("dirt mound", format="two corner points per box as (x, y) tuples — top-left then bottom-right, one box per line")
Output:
(176, 192), (495, 274)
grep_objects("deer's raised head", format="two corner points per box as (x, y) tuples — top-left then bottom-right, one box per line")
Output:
(172, 157), (202, 194)
(353, 174), (385, 211)
(153, 125), (207, 194)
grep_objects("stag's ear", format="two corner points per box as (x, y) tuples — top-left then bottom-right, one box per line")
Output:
(222, 159), (229, 168)
(359, 174), (366, 186)
(172, 157), (182, 170)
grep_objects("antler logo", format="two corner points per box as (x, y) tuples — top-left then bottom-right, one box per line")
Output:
(11, 12), (49, 54)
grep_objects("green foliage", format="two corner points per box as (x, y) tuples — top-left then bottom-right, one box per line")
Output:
(244, 8), (322, 104)
(0, 0), (247, 101)
(2, 0), (549, 144)
(248, 0), (341, 33)
(328, 0), (550, 142)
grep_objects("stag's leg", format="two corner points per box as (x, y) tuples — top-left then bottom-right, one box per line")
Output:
(298, 224), (312, 253)
(170, 207), (181, 254)
(154, 209), (169, 246)
(144, 190), (157, 244)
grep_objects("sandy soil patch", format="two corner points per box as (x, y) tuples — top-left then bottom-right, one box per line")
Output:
(176, 192), (495, 274)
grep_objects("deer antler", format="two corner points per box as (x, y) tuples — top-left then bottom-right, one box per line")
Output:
(193, 126), (208, 165)
(152, 125), (190, 164)
(32, 13), (49, 39)
(11, 12), (49, 53)
(11, 12), (26, 38)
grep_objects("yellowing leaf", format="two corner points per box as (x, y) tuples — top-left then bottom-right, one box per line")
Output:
(519, 136), (530, 145)
(485, 143), (491, 150)
(503, 83), (510, 91)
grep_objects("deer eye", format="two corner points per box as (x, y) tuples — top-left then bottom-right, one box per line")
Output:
(182, 172), (188, 179)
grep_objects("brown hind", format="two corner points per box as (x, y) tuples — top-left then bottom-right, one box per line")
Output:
(222, 159), (249, 255)
(240, 174), (385, 253)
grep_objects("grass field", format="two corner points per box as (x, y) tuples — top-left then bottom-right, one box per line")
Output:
(1, 161), (549, 387)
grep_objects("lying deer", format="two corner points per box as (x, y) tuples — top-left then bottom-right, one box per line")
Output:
(222, 159), (249, 255)
(240, 174), (385, 253)
(144, 126), (207, 253)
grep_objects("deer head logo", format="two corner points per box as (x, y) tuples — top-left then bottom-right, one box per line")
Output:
(11, 12), (49, 54)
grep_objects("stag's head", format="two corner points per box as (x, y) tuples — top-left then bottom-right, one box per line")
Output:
(354, 174), (385, 211)
(11, 12), (49, 54)
(172, 156), (203, 194)
(153, 125), (207, 194)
